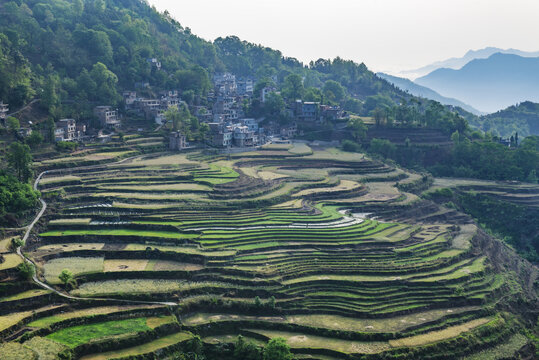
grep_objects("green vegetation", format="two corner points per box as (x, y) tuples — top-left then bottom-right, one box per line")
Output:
(46, 317), (157, 348)
(263, 337), (292, 360)
(470, 101), (539, 138)
(0, 172), (39, 225)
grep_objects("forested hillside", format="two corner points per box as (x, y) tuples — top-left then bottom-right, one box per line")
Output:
(0, 0), (415, 121)
(470, 101), (539, 138)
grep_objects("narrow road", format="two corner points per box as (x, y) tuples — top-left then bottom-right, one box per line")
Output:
(14, 157), (177, 307)
(7, 99), (40, 117)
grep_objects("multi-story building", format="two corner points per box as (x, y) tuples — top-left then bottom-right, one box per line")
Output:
(295, 100), (320, 122)
(192, 106), (213, 122)
(169, 131), (188, 150)
(237, 78), (254, 96)
(208, 122), (233, 147)
(241, 118), (259, 132)
(213, 73), (236, 95)
(122, 91), (137, 108)
(320, 104), (346, 121)
(55, 119), (76, 141)
(233, 125), (256, 147)
(94, 106), (120, 129)
(281, 123), (298, 139)
(0, 101), (8, 124)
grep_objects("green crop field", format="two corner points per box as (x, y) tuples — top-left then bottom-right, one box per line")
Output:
(1, 145), (536, 360)
(46, 317), (156, 348)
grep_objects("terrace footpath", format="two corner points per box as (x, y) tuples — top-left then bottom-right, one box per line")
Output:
(15, 158), (178, 307)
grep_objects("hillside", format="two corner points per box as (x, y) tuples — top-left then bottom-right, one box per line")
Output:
(415, 53), (539, 113)
(469, 101), (539, 138)
(0, 143), (537, 359)
(0, 0), (414, 123)
(400, 47), (539, 79)
(377, 73), (483, 115)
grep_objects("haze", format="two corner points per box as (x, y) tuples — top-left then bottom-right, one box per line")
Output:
(148, 0), (539, 73)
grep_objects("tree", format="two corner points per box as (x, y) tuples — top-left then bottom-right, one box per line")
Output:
(451, 130), (460, 144)
(17, 262), (34, 280)
(264, 92), (287, 122)
(263, 338), (292, 360)
(372, 107), (387, 127)
(527, 169), (538, 184)
(73, 0), (84, 16)
(89, 62), (120, 104)
(165, 104), (191, 133)
(42, 74), (60, 116)
(282, 74), (304, 100)
(347, 118), (367, 141)
(267, 296), (276, 309)
(0, 172), (39, 221)
(304, 87), (322, 102)
(58, 269), (74, 287)
(323, 80), (345, 104)
(234, 335), (261, 360)
(254, 296), (262, 307)
(11, 237), (24, 250)
(199, 122), (209, 143)
(254, 77), (276, 99)
(44, 117), (56, 143)
(26, 131), (43, 148)
(174, 66), (211, 95)
(370, 138), (396, 159)
(6, 116), (19, 134)
(7, 142), (32, 182)
(183, 335), (205, 359)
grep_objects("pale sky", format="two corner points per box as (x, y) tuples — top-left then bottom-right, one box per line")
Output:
(148, 0), (539, 73)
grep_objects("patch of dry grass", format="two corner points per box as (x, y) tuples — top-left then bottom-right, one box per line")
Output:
(389, 317), (492, 347)
(0, 342), (36, 360)
(0, 253), (22, 270)
(49, 218), (92, 226)
(43, 257), (104, 284)
(147, 260), (203, 271)
(23, 337), (67, 360)
(104, 259), (149, 272)
(249, 329), (389, 354)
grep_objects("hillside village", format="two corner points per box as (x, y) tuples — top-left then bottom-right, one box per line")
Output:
(1, 71), (349, 151)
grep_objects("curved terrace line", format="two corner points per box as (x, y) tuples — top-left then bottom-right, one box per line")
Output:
(15, 157), (178, 307)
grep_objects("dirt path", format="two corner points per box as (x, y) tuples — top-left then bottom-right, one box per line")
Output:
(7, 98), (41, 117)
(14, 156), (177, 307)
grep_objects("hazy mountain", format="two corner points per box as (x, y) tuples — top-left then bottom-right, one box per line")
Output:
(377, 73), (483, 115)
(415, 53), (539, 113)
(400, 47), (539, 79)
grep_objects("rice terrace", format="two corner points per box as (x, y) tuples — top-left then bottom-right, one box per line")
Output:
(1, 138), (537, 360)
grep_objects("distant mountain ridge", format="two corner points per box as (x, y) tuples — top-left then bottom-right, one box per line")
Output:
(376, 73), (483, 115)
(400, 47), (539, 79)
(414, 53), (539, 113)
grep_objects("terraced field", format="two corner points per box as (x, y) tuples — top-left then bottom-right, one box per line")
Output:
(0, 144), (537, 359)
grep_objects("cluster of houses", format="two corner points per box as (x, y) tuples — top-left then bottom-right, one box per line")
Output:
(2, 69), (349, 150)
(123, 90), (182, 125)
(162, 72), (348, 151)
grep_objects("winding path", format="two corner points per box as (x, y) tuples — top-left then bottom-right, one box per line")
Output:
(14, 158), (177, 307)
(7, 98), (40, 117)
